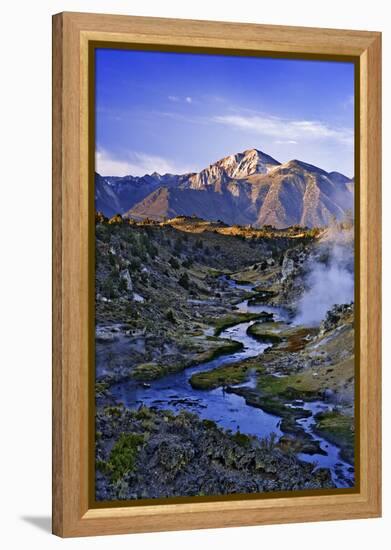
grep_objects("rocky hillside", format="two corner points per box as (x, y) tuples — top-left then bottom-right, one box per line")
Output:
(95, 214), (314, 380)
(95, 148), (353, 228)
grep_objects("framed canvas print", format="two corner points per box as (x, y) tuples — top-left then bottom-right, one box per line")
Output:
(52, 12), (381, 537)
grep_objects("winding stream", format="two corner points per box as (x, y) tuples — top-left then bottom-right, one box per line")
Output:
(99, 280), (354, 489)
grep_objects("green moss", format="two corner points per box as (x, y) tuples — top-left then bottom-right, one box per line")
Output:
(314, 410), (355, 464)
(256, 373), (317, 401)
(99, 433), (145, 482)
(257, 375), (291, 395)
(248, 393), (290, 417)
(190, 363), (249, 390)
(190, 356), (263, 390)
(192, 338), (243, 363)
(132, 362), (163, 381)
(248, 322), (316, 352)
(212, 312), (272, 336)
(247, 323), (283, 344)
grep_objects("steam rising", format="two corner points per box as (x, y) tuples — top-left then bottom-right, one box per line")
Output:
(295, 233), (354, 326)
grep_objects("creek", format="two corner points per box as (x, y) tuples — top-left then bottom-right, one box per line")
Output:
(100, 279), (354, 488)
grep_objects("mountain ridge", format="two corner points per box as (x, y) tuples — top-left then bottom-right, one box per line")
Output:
(95, 148), (353, 229)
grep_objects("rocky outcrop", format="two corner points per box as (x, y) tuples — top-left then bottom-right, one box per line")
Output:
(320, 303), (354, 334)
(119, 269), (133, 292)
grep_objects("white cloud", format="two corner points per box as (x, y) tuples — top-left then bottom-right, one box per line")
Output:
(96, 149), (191, 177)
(168, 95), (193, 104)
(274, 140), (298, 145)
(213, 114), (353, 147)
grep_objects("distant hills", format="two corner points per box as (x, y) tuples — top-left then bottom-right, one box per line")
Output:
(95, 148), (353, 228)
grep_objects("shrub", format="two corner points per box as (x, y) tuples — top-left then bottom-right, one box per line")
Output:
(182, 258), (193, 269)
(129, 258), (141, 271)
(118, 278), (128, 293)
(178, 272), (190, 290)
(166, 309), (176, 323)
(232, 431), (251, 448)
(103, 433), (144, 481)
(103, 406), (123, 418)
(169, 256), (180, 269)
(140, 273), (149, 286)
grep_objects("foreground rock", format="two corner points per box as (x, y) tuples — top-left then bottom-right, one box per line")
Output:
(95, 405), (334, 501)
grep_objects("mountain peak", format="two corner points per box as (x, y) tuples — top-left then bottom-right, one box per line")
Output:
(204, 148), (280, 181)
(241, 147), (265, 159)
(242, 148), (278, 162)
(232, 148), (280, 178)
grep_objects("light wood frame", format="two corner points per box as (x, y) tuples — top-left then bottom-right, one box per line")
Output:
(52, 11), (382, 537)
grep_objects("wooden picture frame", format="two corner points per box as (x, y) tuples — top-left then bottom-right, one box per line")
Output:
(52, 12), (381, 537)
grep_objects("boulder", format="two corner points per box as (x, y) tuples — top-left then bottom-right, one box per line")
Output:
(120, 269), (133, 292)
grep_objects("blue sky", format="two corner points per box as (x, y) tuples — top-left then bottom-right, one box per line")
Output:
(95, 48), (355, 178)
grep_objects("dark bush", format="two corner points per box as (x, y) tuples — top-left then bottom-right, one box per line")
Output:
(178, 272), (190, 290)
(169, 257), (180, 269)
